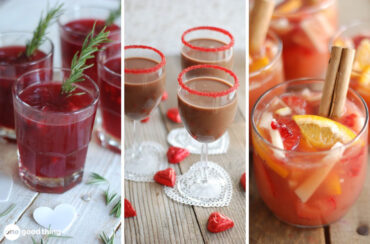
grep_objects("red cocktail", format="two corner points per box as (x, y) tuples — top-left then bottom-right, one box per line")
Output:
(252, 79), (368, 227)
(0, 33), (53, 140)
(331, 22), (370, 141)
(97, 42), (121, 152)
(13, 68), (99, 193)
(58, 7), (120, 83)
(270, 0), (338, 79)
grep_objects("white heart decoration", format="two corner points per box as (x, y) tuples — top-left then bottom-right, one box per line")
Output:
(33, 204), (76, 232)
(0, 172), (13, 202)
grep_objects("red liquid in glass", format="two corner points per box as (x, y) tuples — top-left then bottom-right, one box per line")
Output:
(99, 57), (121, 139)
(0, 46), (49, 130)
(15, 83), (96, 193)
(60, 19), (120, 83)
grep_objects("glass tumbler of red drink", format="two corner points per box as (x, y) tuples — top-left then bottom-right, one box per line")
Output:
(270, 0), (338, 80)
(252, 79), (368, 227)
(124, 45), (167, 180)
(97, 41), (121, 153)
(0, 32), (53, 141)
(249, 31), (284, 131)
(58, 6), (121, 84)
(181, 26), (234, 73)
(177, 64), (238, 203)
(13, 68), (99, 193)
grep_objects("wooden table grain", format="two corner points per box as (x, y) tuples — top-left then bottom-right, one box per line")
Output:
(250, 1), (370, 243)
(124, 53), (246, 244)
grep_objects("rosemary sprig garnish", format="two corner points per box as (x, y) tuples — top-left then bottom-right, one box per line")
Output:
(104, 188), (118, 205)
(110, 198), (121, 218)
(100, 231), (115, 244)
(61, 24), (110, 95)
(87, 172), (109, 185)
(105, 3), (121, 26)
(0, 203), (16, 217)
(26, 4), (64, 57)
(31, 232), (72, 244)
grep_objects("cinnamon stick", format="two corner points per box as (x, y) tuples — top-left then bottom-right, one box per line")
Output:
(330, 48), (355, 118)
(319, 46), (342, 117)
(249, 0), (275, 55)
(319, 46), (355, 118)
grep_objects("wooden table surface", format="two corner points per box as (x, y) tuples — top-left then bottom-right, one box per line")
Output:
(0, 0), (121, 243)
(250, 1), (370, 243)
(124, 52), (246, 244)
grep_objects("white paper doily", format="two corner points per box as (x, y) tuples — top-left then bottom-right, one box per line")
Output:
(164, 161), (232, 207)
(167, 128), (230, 155)
(124, 141), (169, 182)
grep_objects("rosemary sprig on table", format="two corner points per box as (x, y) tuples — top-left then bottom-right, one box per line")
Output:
(100, 231), (115, 244)
(26, 4), (64, 57)
(61, 24), (110, 95)
(0, 203), (16, 217)
(86, 172), (121, 218)
(105, 3), (121, 26)
(31, 232), (72, 244)
(104, 188), (118, 205)
(87, 172), (109, 185)
(110, 198), (121, 218)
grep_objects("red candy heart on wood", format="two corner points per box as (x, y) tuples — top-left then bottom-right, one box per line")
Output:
(167, 108), (181, 123)
(124, 199), (136, 218)
(167, 146), (190, 164)
(161, 91), (168, 101)
(154, 168), (176, 187)
(240, 172), (246, 191)
(207, 212), (234, 233)
(140, 117), (150, 123)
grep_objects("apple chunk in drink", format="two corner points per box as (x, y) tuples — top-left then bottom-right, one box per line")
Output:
(251, 79), (368, 227)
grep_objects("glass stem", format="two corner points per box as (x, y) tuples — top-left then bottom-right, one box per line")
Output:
(131, 120), (139, 157)
(201, 143), (209, 183)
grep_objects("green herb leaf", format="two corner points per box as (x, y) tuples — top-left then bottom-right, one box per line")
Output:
(110, 198), (121, 218)
(61, 23), (110, 95)
(0, 203), (16, 217)
(105, 3), (121, 26)
(31, 231), (72, 244)
(26, 3), (64, 57)
(104, 188), (117, 205)
(87, 172), (110, 185)
(100, 231), (115, 244)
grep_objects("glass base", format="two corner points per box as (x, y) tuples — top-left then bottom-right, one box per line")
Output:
(124, 141), (168, 182)
(0, 126), (16, 142)
(19, 167), (83, 194)
(176, 161), (231, 204)
(95, 129), (121, 153)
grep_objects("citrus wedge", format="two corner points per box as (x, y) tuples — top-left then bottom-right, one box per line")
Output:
(353, 39), (370, 71)
(292, 115), (356, 149)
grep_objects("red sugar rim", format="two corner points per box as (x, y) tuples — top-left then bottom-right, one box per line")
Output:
(124, 45), (166, 74)
(181, 26), (234, 52)
(178, 64), (239, 97)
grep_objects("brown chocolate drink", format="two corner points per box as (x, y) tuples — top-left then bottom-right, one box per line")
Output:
(181, 38), (233, 70)
(125, 57), (165, 120)
(178, 77), (237, 143)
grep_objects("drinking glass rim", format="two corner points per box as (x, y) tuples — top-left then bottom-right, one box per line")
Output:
(13, 67), (100, 116)
(181, 26), (234, 52)
(177, 64), (239, 97)
(124, 45), (166, 74)
(251, 78), (369, 159)
(272, 0), (336, 18)
(99, 42), (121, 78)
(58, 5), (121, 36)
(249, 31), (282, 78)
(0, 32), (54, 67)
(329, 21), (370, 49)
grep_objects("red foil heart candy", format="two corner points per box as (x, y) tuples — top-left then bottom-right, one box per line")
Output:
(154, 168), (176, 187)
(207, 212), (234, 233)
